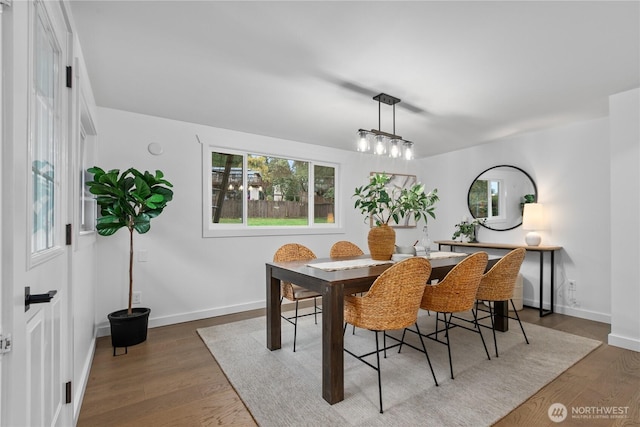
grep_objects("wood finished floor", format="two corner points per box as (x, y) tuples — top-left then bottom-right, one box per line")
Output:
(78, 307), (640, 426)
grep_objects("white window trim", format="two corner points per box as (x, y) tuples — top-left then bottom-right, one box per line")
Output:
(201, 143), (344, 238)
(27, 0), (65, 268)
(482, 178), (508, 226)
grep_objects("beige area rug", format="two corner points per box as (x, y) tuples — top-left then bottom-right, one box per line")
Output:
(197, 310), (601, 426)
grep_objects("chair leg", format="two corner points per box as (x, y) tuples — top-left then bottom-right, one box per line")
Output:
(313, 297), (318, 325)
(511, 299), (529, 344)
(415, 323), (438, 387)
(472, 307), (491, 361)
(352, 292), (364, 335)
(293, 301), (299, 352)
(383, 332), (387, 358)
(444, 313), (454, 379)
(473, 300), (480, 328)
(488, 302), (498, 357)
(375, 331), (384, 414)
(397, 328), (408, 353)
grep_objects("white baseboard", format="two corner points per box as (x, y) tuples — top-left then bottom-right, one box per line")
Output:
(522, 298), (611, 324)
(608, 333), (640, 352)
(96, 300), (266, 337)
(73, 335), (96, 425)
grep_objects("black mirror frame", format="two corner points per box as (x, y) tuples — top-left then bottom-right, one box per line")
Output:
(467, 164), (537, 231)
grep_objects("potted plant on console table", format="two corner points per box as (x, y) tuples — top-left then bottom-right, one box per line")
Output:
(353, 173), (439, 260)
(87, 166), (174, 356)
(452, 217), (486, 243)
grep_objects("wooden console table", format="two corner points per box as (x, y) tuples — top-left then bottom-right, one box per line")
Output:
(434, 240), (562, 317)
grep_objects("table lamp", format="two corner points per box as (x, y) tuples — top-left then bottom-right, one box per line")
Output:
(522, 203), (544, 246)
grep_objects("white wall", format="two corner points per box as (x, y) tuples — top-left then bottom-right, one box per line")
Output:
(94, 107), (427, 334)
(609, 88), (640, 351)
(95, 96), (639, 352)
(421, 117), (611, 323)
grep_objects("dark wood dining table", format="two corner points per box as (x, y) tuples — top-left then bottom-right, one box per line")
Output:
(265, 253), (502, 405)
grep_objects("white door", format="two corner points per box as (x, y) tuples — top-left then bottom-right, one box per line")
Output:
(2, 1), (72, 426)
(0, 1), (6, 422)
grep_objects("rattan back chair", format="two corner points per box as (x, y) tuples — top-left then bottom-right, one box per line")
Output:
(475, 248), (528, 356)
(329, 241), (365, 258)
(330, 241), (366, 333)
(273, 243), (320, 352)
(343, 257), (438, 413)
(401, 251), (490, 380)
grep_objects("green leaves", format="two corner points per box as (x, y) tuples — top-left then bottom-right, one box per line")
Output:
(353, 173), (439, 226)
(86, 166), (174, 236)
(452, 218), (486, 241)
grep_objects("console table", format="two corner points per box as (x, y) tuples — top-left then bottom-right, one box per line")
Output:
(434, 240), (562, 317)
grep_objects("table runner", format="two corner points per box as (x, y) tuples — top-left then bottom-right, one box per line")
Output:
(307, 258), (393, 271)
(308, 252), (467, 271)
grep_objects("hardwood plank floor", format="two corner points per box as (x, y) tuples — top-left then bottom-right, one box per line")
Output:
(78, 307), (640, 426)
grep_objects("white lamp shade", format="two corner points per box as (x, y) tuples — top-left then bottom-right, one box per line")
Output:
(522, 203), (544, 246)
(522, 203), (545, 230)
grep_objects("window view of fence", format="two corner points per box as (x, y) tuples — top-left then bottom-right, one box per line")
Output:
(211, 151), (335, 226)
(468, 179), (500, 218)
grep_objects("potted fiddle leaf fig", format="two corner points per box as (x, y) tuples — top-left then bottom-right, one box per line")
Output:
(87, 166), (173, 355)
(353, 173), (438, 260)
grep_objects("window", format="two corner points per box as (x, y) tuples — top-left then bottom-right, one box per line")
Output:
(469, 179), (502, 219)
(204, 146), (339, 237)
(31, 3), (62, 256)
(314, 165), (335, 224)
(79, 127), (96, 233)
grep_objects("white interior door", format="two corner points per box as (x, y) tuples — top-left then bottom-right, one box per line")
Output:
(2, 1), (72, 425)
(0, 2), (6, 424)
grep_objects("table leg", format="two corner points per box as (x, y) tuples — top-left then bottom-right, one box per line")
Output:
(322, 281), (344, 404)
(550, 251), (555, 314)
(539, 251), (553, 317)
(493, 301), (509, 332)
(266, 265), (281, 350)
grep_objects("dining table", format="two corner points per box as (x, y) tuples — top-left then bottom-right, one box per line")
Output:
(265, 252), (502, 405)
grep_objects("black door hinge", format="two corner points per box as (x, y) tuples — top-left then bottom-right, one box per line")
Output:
(66, 66), (72, 88)
(65, 381), (72, 404)
(66, 224), (72, 245)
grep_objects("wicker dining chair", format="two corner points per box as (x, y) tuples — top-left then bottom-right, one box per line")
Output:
(400, 251), (490, 380)
(475, 248), (528, 357)
(343, 257), (438, 414)
(273, 243), (320, 352)
(329, 240), (365, 258)
(330, 241), (366, 333)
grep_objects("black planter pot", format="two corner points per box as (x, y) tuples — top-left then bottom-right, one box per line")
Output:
(108, 307), (150, 356)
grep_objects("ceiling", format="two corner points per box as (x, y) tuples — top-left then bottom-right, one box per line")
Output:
(68, 1), (639, 158)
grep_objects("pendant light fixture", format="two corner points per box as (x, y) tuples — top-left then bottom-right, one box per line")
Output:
(356, 93), (415, 160)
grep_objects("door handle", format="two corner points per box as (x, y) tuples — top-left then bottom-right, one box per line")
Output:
(25, 286), (58, 312)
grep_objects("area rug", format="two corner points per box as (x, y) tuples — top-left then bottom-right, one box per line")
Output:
(197, 311), (601, 426)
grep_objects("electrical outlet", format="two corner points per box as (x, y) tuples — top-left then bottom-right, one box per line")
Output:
(568, 280), (576, 291)
(132, 291), (141, 304)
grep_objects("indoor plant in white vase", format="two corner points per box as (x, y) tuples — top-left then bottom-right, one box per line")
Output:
(87, 166), (174, 355)
(353, 173), (439, 260)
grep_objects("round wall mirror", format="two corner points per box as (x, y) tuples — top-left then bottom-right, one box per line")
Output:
(467, 165), (537, 231)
